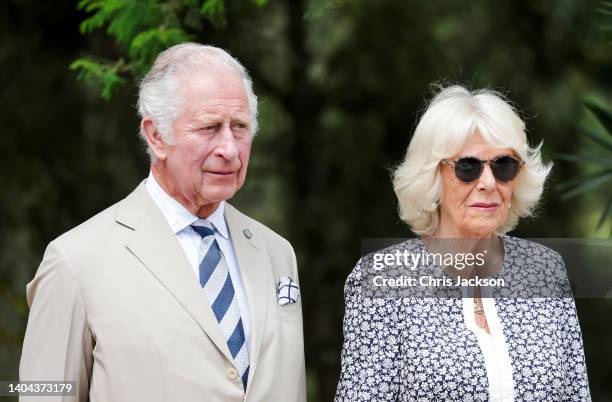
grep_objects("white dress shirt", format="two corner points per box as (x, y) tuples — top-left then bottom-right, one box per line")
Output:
(145, 171), (252, 352)
(462, 287), (515, 402)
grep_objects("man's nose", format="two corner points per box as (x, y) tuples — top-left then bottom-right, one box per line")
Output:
(215, 124), (239, 159)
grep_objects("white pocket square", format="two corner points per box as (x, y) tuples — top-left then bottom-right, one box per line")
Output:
(277, 276), (300, 305)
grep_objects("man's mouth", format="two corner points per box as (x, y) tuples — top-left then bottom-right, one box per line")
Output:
(207, 170), (236, 176)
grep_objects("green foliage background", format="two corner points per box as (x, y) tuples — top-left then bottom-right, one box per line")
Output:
(1, 0), (611, 400)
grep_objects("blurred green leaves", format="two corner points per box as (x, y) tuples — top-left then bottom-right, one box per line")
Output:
(558, 101), (612, 233)
(556, 1), (612, 234)
(70, 0), (268, 99)
(598, 1), (612, 45)
(201, 0), (226, 26)
(69, 57), (127, 100)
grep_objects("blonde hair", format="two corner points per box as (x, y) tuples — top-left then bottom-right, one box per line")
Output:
(392, 84), (552, 235)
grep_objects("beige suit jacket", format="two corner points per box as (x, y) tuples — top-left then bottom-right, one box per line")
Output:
(19, 181), (306, 402)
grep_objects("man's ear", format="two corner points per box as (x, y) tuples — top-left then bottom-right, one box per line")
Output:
(141, 117), (169, 160)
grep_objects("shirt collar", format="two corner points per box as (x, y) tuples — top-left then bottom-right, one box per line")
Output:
(145, 171), (229, 239)
(200, 200), (229, 239)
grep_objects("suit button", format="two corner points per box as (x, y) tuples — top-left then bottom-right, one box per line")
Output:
(226, 367), (239, 380)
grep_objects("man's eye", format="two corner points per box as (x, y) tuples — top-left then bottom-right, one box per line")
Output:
(202, 124), (219, 131)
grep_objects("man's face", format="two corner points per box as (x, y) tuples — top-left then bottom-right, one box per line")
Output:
(154, 71), (252, 216)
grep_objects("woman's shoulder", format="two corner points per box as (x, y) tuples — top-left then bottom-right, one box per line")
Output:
(347, 239), (422, 279)
(344, 238), (422, 296)
(501, 235), (571, 297)
(358, 238), (423, 267)
(502, 235), (565, 266)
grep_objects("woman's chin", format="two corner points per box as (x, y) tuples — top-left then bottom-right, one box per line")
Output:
(461, 222), (500, 237)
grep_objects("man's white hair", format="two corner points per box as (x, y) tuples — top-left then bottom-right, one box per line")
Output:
(392, 84), (553, 236)
(137, 43), (258, 163)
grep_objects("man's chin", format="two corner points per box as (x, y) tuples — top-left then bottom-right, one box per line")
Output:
(200, 187), (238, 204)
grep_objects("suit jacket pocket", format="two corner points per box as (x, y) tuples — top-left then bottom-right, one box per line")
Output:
(278, 301), (302, 322)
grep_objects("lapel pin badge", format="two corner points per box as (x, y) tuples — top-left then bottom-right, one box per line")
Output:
(243, 228), (252, 239)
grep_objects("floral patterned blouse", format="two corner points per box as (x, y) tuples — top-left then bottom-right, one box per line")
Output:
(335, 236), (591, 401)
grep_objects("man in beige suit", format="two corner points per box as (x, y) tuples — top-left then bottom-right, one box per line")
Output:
(20, 43), (306, 402)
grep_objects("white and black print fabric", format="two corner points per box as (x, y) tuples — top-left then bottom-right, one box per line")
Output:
(335, 236), (591, 402)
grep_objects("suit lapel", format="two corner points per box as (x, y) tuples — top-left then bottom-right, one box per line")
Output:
(116, 182), (234, 364)
(224, 204), (271, 383)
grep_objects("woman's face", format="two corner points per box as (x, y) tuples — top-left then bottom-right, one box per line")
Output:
(438, 132), (519, 238)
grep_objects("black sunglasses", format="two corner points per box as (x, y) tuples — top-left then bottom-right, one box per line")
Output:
(440, 155), (525, 183)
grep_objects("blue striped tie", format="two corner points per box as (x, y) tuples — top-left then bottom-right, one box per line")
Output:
(191, 222), (250, 390)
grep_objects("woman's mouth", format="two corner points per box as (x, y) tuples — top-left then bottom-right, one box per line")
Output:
(469, 202), (499, 211)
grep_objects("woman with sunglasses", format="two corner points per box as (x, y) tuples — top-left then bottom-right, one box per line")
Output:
(335, 85), (591, 401)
